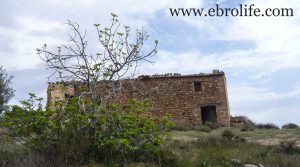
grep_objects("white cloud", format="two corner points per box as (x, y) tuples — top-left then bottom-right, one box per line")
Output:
(141, 50), (219, 74)
(244, 106), (300, 126)
(209, 0), (300, 78)
(142, 47), (300, 79)
(159, 0), (300, 79)
(17, 17), (65, 32)
(0, 17), (64, 70)
(229, 84), (300, 104)
(228, 83), (300, 126)
(0, 0), (205, 70)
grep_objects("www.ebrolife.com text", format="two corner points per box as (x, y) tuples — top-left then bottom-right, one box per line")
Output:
(169, 4), (294, 17)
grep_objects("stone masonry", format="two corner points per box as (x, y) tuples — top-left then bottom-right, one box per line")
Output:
(47, 70), (230, 126)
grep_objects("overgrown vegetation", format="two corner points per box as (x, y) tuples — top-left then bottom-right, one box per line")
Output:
(2, 122), (300, 166)
(167, 135), (300, 167)
(0, 94), (173, 166)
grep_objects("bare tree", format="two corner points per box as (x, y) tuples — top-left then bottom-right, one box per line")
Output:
(37, 13), (158, 105)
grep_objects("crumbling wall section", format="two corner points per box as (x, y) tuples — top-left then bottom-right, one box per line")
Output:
(47, 82), (75, 109)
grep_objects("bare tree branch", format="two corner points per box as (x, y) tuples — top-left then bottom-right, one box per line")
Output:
(38, 13), (158, 107)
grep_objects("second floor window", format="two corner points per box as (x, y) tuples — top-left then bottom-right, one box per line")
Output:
(194, 81), (202, 92)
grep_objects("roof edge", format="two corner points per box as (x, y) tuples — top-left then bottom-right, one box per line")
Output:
(48, 70), (225, 85)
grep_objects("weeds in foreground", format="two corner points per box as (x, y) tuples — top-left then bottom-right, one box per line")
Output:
(170, 137), (300, 167)
(2, 131), (300, 167)
(279, 140), (300, 155)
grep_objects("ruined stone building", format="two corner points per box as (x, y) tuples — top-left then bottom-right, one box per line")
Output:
(47, 70), (230, 126)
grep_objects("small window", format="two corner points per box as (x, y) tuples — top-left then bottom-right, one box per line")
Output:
(194, 81), (202, 92)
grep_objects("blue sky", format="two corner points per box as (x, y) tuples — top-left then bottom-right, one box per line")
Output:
(1, 0), (300, 126)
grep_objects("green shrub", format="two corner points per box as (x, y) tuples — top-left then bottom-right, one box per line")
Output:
(196, 126), (212, 133)
(240, 126), (248, 132)
(282, 123), (299, 129)
(221, 130), (235, 140)
(256, 123), (279, 129)
(94, 98), (174, 165)
(1, 95), (95, 166)
(240, 125), (254, 132)
(1, 94), (174, 166)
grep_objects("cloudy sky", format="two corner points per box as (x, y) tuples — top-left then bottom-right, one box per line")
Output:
(1, 0), (300, 126)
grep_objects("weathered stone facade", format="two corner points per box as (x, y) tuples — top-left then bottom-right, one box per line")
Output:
(47, 70), (230, 126)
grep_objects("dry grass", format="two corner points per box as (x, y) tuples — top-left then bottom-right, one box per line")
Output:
(2, 127), (300, 167)
(168, 127), (300, 146)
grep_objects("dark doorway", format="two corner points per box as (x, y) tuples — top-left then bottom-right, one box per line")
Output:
(201, 106), (217, 124)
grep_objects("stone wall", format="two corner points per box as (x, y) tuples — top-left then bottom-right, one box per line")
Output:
(47, 71), (230, 126)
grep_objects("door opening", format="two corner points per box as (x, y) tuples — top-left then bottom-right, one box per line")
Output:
(201, 106), (217, 124)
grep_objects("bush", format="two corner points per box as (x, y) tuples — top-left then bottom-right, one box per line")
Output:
(240, 126), (248, 132)
(1, 94), (174, 166)
(256, 123), (279, 129)
(94, 98), (174, 165)
(240, 125), (254, 132)
(1, 95), (96, 166)
(196, 126), (212, 133)
(221, 130), (235, 140)
(282, 123), (299, 129)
